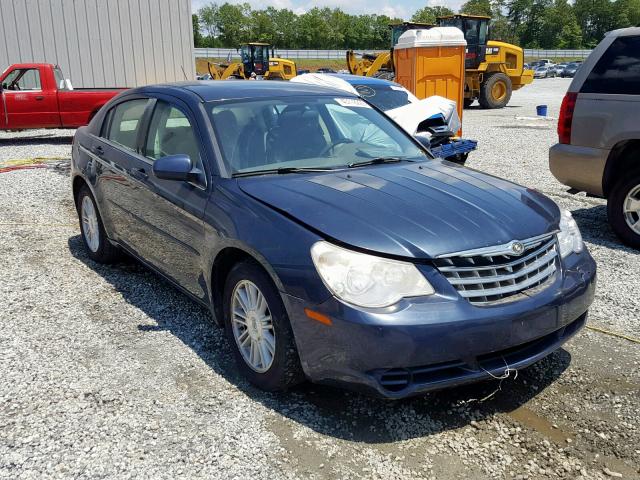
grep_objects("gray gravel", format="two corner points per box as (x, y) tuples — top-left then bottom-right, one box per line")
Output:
(1, 80), (639, 480)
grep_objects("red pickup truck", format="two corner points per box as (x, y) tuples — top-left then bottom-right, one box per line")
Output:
(0, 63), (124, 130)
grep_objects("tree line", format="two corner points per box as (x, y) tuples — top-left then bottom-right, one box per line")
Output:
(193, 0), (640, 50)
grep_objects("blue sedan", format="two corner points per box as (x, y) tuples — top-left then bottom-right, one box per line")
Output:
(71, 81), (596, 398)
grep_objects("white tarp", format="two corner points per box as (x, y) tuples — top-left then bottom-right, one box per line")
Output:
(386, 96), (461, 136)
(291, 73), (460, 136)
(290, 73), (358, 95)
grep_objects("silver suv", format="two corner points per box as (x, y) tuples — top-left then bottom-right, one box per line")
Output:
(550, 27), (640, 248)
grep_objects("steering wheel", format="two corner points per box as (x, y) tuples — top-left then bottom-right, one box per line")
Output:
(318, 138), (354, 157)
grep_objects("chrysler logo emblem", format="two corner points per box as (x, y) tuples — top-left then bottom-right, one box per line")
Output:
(510, 241), (525, 255)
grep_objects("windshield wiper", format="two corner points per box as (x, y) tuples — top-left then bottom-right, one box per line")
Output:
(347, 157), (413, 168)
(232, 166), (334, 177)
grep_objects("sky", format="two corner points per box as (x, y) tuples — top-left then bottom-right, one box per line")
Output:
(190, 0), (465, 20)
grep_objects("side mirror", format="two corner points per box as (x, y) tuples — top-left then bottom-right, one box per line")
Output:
(152, 154), (199, 182)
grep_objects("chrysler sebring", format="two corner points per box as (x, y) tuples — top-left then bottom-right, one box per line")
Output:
(71, 82), (596, 398)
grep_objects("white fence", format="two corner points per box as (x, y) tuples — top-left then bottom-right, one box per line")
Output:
(194, 47), (593, 61)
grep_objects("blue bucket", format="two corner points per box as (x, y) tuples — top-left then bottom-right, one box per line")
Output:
(536, 105), (548, 116)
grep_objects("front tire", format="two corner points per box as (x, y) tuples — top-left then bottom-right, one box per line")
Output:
(607, 172), (640, 249)
(478, 72), (512, 109)
(76, 186), (120, 263)
(223, 261), (304, 391)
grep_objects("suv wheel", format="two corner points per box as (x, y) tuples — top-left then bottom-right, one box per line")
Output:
(223, 261), (304, 391)
(607, 172), (640, 249)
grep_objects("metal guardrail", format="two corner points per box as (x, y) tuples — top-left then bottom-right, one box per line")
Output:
(523, 49), (593, 59)
(194, 47), (594, 60)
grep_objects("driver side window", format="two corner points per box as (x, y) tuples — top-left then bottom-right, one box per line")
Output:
(144, 101), (202, 169)
(2, 68), (41, 91)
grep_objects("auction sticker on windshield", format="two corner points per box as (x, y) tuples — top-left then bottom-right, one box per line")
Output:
(335, 98), (371, 108)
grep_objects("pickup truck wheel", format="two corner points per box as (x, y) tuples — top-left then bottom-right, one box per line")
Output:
(479, 73), (512, 109)
(223, 261), (304, 391)
(76, 186), (120, 263)
(608, 173), (640, 249)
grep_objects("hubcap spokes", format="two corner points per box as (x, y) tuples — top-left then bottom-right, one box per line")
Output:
(623, 185), (640, 234)
(81, 196), (100, 253)
(231, 280), (275, 373)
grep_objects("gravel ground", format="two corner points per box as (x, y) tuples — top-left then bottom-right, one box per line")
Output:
(1, 79), (639, 480)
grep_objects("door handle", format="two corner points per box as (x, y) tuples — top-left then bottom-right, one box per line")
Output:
(130, 167), (148, 181)
(92, 145), (103, 155)
(35, 95), (44, 101)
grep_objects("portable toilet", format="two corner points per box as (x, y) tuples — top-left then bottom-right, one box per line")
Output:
(393, 27), (467, 127)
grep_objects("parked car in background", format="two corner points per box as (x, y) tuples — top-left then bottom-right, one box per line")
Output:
(296, 69), (311, 75)
(291, 73), (477, 164)
(553, 63), (568, 76)
(71, 81), (595, 398)
(534, 66), (555, 78)
(550, 27), (640, 248)
(0, 63), (124, 130)
(561, 62), (582, 78)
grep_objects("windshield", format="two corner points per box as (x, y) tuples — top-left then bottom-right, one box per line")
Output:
(208, 95), (428, 175)
(352, 84), (415, 111)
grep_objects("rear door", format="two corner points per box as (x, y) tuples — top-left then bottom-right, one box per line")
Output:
(90, 97), (153, 243)
(571, 34), (640, 150)
(0, 67), (60, 128)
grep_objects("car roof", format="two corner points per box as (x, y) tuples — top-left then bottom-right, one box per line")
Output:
(607, 26), (640, 37)
(129, 80), (353, 102)
(326, 73), (399, 87)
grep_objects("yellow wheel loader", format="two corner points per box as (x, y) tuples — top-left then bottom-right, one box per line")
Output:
(208, 43), (297, 81)
(437, 14), (533, 108)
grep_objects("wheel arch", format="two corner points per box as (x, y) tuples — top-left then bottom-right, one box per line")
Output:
(209, 245), (286, 326)
(602, 139), (640, 198)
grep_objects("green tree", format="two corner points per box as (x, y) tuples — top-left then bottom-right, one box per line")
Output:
(411, 6), (454, 24)
(192, 14), (203, 47)
(460, 0), (493, 16)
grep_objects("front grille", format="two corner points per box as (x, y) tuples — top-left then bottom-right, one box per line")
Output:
(434, 233), (558, 305)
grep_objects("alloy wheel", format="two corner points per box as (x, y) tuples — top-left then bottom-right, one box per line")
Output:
(231, 280), (276, 373)
(81, 195), (100, 253)
(623, 184), (640, 235)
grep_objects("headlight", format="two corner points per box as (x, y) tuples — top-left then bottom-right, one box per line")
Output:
(310, 241), (434, 308)
(557, 209), (583, 258)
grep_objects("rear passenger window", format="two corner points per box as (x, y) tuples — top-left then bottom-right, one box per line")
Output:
(106, 99), (149, 151)
(581, 36), (640, 95)
(144, 101), (201, 166)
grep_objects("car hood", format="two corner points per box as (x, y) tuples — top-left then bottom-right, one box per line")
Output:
(237, 161), (560, 259)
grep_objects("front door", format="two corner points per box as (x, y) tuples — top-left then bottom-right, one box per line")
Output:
(0, 67), (59, 129)
(127, 97), (210, 300)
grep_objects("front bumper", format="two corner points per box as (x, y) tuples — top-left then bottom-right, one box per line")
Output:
(549, 143), (608, 196)
(283, 250), (596, 399)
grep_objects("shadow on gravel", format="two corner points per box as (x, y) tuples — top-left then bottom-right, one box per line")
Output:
(68, 234), (572, 443)
(572, 205), (640, 254)
(0, 134), (74, 146)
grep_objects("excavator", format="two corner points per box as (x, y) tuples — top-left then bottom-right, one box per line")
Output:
(346, 16), (533, 108)
(208, 43), (297, 80)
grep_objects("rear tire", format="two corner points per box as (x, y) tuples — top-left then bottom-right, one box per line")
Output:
(223, 261), (304, 391)
(607, 172), (640, 249)
(478, 72), (512, 109)
(76, 185), (120, 263)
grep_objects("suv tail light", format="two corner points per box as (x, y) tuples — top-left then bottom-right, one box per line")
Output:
(558, 92), (577, 144)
